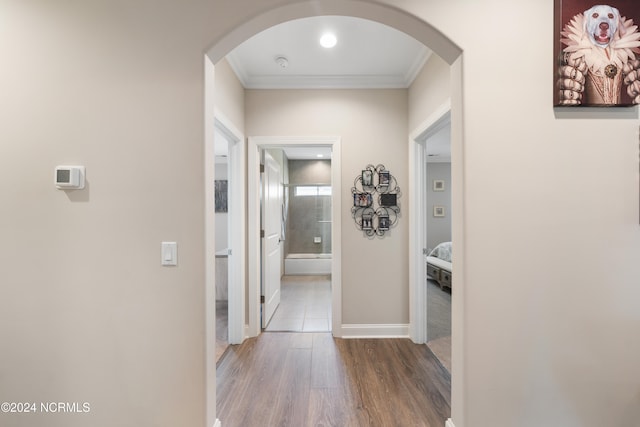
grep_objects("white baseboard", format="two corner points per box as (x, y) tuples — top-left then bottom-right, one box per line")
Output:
(214, 419), (221, 427)
(445, 418), (455, 427)
(341, 324), (409, 338)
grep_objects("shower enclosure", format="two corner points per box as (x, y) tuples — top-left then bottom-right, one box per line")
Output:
(283, 184), (332, 275)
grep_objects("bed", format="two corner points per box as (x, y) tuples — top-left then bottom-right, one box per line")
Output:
(426, 241), (452, 290)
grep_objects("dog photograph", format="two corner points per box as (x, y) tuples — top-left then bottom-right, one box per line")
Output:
(554, 1), (640, 106)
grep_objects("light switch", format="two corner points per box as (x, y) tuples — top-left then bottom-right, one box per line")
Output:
(314, 237), (322, 243)
(161, 242), (177, 266)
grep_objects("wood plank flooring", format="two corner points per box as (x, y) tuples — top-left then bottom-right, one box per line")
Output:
(216, 332), (450, 427)
(216, 300), (229, 363)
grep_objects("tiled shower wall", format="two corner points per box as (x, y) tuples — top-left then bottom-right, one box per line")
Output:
(285, 159), (332, 255)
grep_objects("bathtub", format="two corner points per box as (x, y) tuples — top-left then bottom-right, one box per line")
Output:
(284, 253), (332, 275)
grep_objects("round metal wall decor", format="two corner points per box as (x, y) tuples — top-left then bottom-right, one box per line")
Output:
(351, 164), (401, 237)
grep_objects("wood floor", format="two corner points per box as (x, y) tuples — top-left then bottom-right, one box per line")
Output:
(426, 279), (451, 373)
(217, 332), (451, 427)
(216, 300), (229, 362)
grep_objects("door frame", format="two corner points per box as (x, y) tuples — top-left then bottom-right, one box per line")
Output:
(409, 99), (451, 344)
(214, 112), (246, 345)
(248, 136), (342, 337)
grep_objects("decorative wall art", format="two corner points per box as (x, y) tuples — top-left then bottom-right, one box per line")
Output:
(215, 180), (228, 212)
(554, 1), (640, 107)
(433, 206), (445, 217)
(351, 164), (401, 237)
(433, 180), (445, 191)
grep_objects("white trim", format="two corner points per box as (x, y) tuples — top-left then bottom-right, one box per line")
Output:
(411, 99), (452, 141)
(228, 45), (431, 90)
(445, 419), (455, 427)
(213, 419), (222, 427)
(404, 49), (432, 87)
(248, 136), (342, 338)
(214, 112), (246, 345)
(408, 99), (451, 344)
(341, 324), (410, 339)
(203, 55), (217, 427)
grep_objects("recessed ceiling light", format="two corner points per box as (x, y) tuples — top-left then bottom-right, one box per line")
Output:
(319, 33), (337, 48)
(317, 154), (324, 158)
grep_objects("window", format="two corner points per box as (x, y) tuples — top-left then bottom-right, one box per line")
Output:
(294, 186), (332, 196)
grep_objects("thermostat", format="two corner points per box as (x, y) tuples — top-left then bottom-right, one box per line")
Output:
(55, 165), (85, 189)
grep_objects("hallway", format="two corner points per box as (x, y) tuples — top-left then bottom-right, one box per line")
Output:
(216, 332), (451, 427)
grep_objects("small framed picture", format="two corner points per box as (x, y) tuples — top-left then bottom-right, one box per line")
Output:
(215, 180), (228, 212)
(353, 192), (373, 208)
(433, 180), (444, 191)
(362, 170), (373, 187)
(362, 214), (373, 230)
(379, 171), (390, 187)
(380, 193), (397, 207)
(433, 205), (445, 217)
(378, 215), (390, 231)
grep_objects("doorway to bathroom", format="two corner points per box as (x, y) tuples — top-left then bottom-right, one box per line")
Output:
(247, 136), (342, 337)
(265, 150), (333, 332)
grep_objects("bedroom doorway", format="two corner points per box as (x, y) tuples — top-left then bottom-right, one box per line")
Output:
(409, 100), (452, 373)
(423, 111), (452, 372)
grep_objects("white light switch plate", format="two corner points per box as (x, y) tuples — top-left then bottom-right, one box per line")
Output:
(161, 242), (177, 266)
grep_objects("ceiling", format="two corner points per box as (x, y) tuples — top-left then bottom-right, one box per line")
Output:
(226, 16), (431, 89)
(220, 15), (450, 160)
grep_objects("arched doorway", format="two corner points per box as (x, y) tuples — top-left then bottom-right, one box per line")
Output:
(203, 2), (465, 426)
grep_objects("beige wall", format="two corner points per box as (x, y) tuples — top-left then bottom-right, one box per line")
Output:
(246, 89), (410, 325)
(0, 1), (217, 426)
(2, 1), (640, 427)
(401, 1), (640, 427)
(409, 53), (451, 131)
(214, 58), (245, 131)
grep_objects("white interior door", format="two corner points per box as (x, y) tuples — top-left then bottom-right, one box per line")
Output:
(261, 150), (282, 328)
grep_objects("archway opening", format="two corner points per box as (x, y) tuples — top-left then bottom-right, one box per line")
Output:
(203, 3), (465, 427)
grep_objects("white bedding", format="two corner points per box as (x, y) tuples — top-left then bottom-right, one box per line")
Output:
(429, 241), (452, 263)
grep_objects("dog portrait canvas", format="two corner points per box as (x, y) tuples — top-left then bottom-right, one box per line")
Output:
(554, 1), (640, 106)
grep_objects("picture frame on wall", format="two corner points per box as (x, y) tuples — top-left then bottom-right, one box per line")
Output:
(362, 214), (373, 231)
(362, 169), (373, 187)
(380, 193), (397, 207)
(433, 205), (445, 217)
(354, 192), (373, 208)
(433, 180), (445, 191)
(554, 0), (640, 107)
(215, 180), (228, 212)
(379, 171), (390, 187)
(379, 215), (390, 231)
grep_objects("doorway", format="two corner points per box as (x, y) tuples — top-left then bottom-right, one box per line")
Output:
(247, 136), (342, 337)
(409, 100), (452, 350)
(204, 4), (465, 427)
(421, 108), (452, 372)
(262, 148), (334, 332)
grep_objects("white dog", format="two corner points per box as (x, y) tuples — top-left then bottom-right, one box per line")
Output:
(558, 4), (640, 105)
(585, 4), (619, 46)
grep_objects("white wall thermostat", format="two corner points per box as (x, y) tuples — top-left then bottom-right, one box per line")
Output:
(55, 165), (85, 189)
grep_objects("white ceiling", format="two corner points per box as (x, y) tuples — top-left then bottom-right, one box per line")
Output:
(226, 16), (431, 89)
(222, 15), (450, 161)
